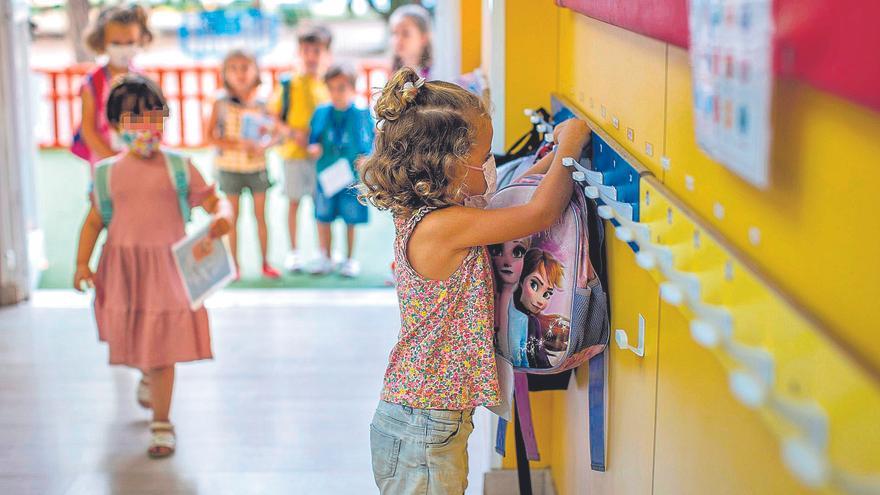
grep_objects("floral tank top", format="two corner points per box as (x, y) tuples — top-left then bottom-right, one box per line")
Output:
(381, 207), (500, 410)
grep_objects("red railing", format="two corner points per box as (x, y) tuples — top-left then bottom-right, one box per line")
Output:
(32, 61), (390, 149)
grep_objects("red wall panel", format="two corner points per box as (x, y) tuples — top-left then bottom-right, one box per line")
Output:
(556, 0), (880, 113)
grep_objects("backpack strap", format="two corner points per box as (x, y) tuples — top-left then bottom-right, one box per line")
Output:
(92, 156), (117, 225)
(279, 73), (293, 122)
(163, 151), (192, 223)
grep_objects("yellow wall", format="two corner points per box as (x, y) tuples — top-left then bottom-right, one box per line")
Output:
(497, 2), (880, 494)
(460, 0), (482, 73)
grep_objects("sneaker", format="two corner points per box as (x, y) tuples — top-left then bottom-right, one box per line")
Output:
(340, 259), (361, 278)
(262, 263), (282, 279)
(285, 251), (305, 273)
(307, 256), (334, 276)
(332, 252), (345, 270)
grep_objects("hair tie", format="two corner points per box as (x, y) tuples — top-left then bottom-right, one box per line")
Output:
(401, 77), (426, 94)
(377, 119), (386, 131)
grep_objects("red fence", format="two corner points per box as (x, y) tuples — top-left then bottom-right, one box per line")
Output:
(33, 61), (390, 149)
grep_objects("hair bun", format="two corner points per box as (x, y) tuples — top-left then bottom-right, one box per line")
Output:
(374, 67), (423, 123)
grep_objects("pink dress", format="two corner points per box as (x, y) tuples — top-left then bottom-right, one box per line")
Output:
(93, 151), (215, 370)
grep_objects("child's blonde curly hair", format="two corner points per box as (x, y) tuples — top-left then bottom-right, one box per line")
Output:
(359, 67), (489, 215)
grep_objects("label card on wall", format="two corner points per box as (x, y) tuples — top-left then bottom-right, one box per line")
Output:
(689, 0), (773, 188)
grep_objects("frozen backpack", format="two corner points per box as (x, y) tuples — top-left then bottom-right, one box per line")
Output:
(488, 173), (609, 374)
(92, 150), (192, 225)
(489, 149), (612, 486)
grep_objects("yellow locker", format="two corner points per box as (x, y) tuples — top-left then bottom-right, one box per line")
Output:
(632, 177), (880, 495)
(558, 14), (667, 173)
(664, 46), (880, 371)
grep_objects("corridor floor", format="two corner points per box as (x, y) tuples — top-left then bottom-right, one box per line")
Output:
(0, 290), (492, 495)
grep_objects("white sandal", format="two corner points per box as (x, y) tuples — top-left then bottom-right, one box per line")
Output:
(137, 378), (152, 409)
(148, 421), (176, 459)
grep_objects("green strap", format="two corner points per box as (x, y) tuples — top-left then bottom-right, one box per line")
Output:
(93, 157), (116, 225)
(164, 151), (191, 223)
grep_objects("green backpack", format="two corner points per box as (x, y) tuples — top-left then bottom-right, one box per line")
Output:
(93, 151), (192, 225)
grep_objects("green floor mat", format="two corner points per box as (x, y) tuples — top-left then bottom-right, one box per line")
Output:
(36, 149), (395, 289)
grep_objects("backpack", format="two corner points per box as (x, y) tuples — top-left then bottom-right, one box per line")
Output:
(93, 150), (192, 225)
(490, 145), (612, 486)
(488, 172), (610, 374)
(71, 66), (111, 162)
(278, 73), (293, 122)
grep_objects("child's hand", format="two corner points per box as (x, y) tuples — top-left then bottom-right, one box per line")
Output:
(209, 217), (231, 239)
(307, 143), (323, 159)
(192, 237), (214, 261)
(244, 140), (267, 158)
(553, 119), (591, 150)
(294, 132), (309, 149)
(73, 264), (94, 292)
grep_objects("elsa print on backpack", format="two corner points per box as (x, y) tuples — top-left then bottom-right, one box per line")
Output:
(488, 170), (609, 373)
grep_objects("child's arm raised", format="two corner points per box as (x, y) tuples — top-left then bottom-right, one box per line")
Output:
(432, 119), (590, 249)
(73, 206), (104, 292)
(80, 89), (115, 160)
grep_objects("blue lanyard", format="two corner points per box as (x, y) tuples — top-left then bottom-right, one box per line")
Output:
(328, 108), (353, 154)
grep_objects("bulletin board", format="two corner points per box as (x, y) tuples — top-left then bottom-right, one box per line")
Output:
(556, 0), (880, 113)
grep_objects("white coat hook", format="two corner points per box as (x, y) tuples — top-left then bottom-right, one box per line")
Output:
(524, 108), (534, 117)
(726, 342), (775, 408)
(636, 250), (657, 270)
(572, 171), (586, 182)
(584, 185), (600, 199)
(615, 226), (634, 242)
(782, 437), (830, 489)
(530, 115), (541, 124)
(771, 396), (829, 449)
(689, 303), (733, 349)
(615, 314), (646, 357)
(544, 132), (555, 143)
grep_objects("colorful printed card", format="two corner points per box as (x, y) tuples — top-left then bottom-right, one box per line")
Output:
(689, 0), (773, 188)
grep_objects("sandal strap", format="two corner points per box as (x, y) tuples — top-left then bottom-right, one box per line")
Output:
(150, 423), (176, 450)
(150, 421), (174, 432)
(150, 431), (176, 449)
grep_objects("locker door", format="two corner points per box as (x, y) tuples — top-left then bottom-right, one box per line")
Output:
(549, 224), (662, 495)
(652, 303), (813, 495)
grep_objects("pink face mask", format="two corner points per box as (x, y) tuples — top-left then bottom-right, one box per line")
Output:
(463, 155), (497, 208)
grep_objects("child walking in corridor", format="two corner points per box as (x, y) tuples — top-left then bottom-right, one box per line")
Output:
(72, 4), (154, 170)
(360, 68), (590, 494)
(73, 74), (232, 459)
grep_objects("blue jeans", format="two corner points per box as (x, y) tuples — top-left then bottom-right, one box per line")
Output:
(370, 401), (474, 495)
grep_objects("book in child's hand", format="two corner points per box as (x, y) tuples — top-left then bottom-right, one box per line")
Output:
(172, 224), (236, 310)
(240, 112), (274, 146)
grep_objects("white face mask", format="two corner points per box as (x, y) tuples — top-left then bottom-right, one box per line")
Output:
(106, 43), (138, 68)
(463, 155), (497, 208)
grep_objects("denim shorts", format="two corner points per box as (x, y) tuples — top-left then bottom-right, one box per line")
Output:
(370, 400), (474, 495)
(314, 183), (369, 225)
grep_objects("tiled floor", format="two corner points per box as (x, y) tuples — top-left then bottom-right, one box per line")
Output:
(0, 290), (494, 495)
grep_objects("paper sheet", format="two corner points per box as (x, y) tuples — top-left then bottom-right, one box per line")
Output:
(689, 0), (773, 188)
(172, 224), (235, 310)
(318, 158), (356, 198)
